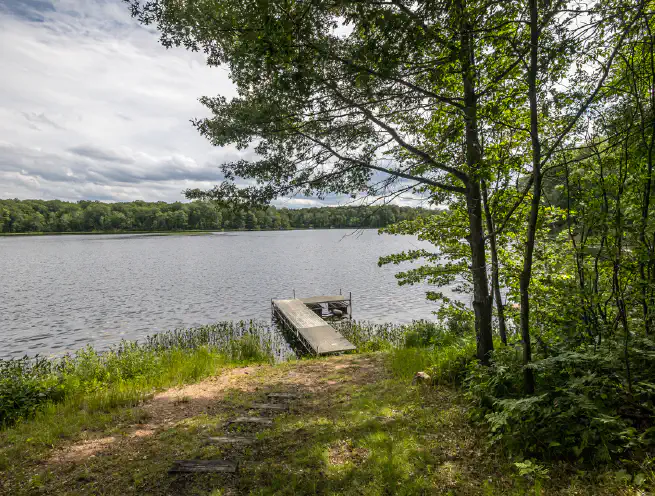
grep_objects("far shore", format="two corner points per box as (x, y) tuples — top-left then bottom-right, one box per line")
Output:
(0, 226), (380, 237)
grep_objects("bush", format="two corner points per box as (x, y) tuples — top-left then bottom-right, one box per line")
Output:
(0, 358), (65, 427)
(466, 339), (655, 464)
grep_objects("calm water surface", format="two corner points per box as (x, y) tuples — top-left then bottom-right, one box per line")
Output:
(0, 230), (465, 359)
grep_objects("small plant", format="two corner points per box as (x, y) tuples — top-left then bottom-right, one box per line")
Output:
(514, 459), (550, 479)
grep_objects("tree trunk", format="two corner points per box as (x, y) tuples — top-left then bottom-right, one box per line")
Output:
(640, 18), (655, 335)
(483, 180), (508, 344)
(458, 0), (494, 364)
(468, 182), (495, 363)
(520, 0), (540, 395)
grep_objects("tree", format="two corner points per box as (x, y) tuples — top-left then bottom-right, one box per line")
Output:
(0, 199), (423, 234)
(83, 202), (111, 231)
(0, 208), (10, 233)
(245, 211), (259, 230)
(127, 0), (536, 363)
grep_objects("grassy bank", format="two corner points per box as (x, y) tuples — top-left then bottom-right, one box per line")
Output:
(1, 353), (650, 495)
(0, 321), (291, 462)
(1, 320), (653, 494)
(1, 320), (412, 433)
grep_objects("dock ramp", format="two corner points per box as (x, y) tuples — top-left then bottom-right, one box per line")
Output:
(272, 296), (356, 355)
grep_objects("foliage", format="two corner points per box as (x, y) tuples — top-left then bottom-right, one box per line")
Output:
(465, 339), (655, 465)
(5, 354), (644, 495)
(335, 321), (407, 351)
(0, 199), (428, 234)
(0, 358), (65, 427)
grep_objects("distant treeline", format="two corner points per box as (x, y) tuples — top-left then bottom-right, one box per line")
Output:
(0, 199), (428, 233)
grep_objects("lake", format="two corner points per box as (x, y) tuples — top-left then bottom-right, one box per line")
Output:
(0, 229), (465, 359)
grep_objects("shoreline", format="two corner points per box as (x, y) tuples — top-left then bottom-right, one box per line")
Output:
(0, 227), (381, 237)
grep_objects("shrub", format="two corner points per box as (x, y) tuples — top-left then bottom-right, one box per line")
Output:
(0, 358), (65, 427)
(466, 338), (655, 464)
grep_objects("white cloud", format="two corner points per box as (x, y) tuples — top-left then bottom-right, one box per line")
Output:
(0, 0), (237, 202)
(0, 0), (427, 208)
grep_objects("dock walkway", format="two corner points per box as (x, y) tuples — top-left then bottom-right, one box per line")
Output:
(272, 296), (356, 355)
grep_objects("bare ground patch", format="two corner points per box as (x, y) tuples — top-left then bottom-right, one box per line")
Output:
(44, 355), (380, 469)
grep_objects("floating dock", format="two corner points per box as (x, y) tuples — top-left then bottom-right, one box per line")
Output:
(272, 295), (356, 355)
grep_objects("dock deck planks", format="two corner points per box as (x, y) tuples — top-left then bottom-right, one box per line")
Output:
(272, 298), (356, 355)
(298, 295), (347, 305)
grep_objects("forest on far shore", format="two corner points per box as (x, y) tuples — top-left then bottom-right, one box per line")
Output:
(0, 199), (428, 233)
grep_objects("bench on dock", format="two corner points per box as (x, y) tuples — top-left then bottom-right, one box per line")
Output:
(272, 295), (356, 355)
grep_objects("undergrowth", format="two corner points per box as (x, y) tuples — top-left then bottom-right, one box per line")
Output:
(377, 315), (655, 486)
(4, 315), (655, 488)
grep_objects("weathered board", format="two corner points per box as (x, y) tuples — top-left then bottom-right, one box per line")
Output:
(267, 392), (301, 400)
(249, 403), (289, 411)
(206, 436), (254, 445)
(169, 460), (237, 473)
(272, 298), (356, 354)
(228, 416), (273, 425)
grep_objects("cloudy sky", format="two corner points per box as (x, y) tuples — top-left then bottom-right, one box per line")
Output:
(0, 0), (429, 208)
(0, 0), (326, 205)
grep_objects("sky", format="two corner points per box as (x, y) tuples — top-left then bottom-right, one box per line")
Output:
(0, 0), (429, 208)
(0, 0), (337, 206)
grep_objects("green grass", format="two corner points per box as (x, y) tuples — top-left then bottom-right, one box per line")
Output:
(388, 339), (476, 385)
(2, 353), (649, 495)
(0, 320), (291, 476)
(1, 321), (652, 494)
(0, 348), (242, 471)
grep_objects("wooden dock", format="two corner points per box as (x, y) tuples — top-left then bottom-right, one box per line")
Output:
(272, 295), (356, 355)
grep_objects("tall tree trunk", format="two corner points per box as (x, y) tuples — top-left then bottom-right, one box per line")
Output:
(520, 0), (540, 394)
(614, 149), (632, 395)
(458, 0), (494, 363)
(483, 180), (508, 344)
(640, 17), (655, 335)
(468, 182), (495, 363)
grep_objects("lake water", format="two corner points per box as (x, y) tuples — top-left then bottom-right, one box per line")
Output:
(0, 230), (464, 359)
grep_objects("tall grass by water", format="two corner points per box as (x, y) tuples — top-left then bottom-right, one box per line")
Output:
(0, 320), (292, 428)
(0, 317), (476, 478)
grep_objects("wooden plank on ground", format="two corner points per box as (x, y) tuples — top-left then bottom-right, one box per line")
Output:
(267, 392), (301, 400)
(249, 403), (289, 411)
(228, 416), (273, 426)
(206, 436), (254, 445)
(169, 460), (237, 473)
